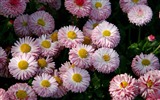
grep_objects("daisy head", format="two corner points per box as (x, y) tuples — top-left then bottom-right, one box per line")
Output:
(62, 67), (90, 93)
(49, 0), (62, 10)
(147, 34), (155, 42)
(89, 0), (111, 21)
(69, 44), (94, 69)
(7, 83), (37, 100)
(65, 0), (92, 18)
(32, 73), (58, 97)
(138, 70), (160, 99)
(14, 14), (31, 37)
(109, 73), (139, 100)
(128, 5), (153, 26)
(0, 47), (7, 69)
(8, 54), (38, 80)
(0, 0), (26, 18)
(131, 53), (160, 77)
(0, 88), (9, 100)
(92, 47), (120, 74)
(92, 20), (120, 48)
(119, 0), (147, 13)
(28, 11), (55, 36)
(11, 36), (40, 57)
(58, 25), (84, 48)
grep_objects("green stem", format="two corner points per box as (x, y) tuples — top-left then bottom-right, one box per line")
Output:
(138, 27), (141, 42)
(153, 44), (160, 54)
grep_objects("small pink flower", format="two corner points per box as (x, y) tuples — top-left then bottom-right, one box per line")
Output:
(0, 88), (9, 100)
(148, 34), (155, 41)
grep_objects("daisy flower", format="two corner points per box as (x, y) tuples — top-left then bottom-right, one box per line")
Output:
(32, 73), (58, 97)
(65, 0), (92, 18)
(92, 20), (120, 48)
(49, 0), (62, 10)
(8, 54), (38, 80)
(0, 0), (26, 18)
(14, 14), (31, 37)
(128, 5), (153, 26)
(7, 83), (37, 100)
(37, 56), (55, 75)
(0, 47), (7, 69)
(89, 0), (111, 21)
(0, 88), (9, 100)
(62, 67), (90, 93)
(58, 25), (84, 48)
(119, 0), (147, 13)
(138, 70), (160, 99)
(131, 53), (160, 77)
(69, 44), (94, 69)
(147, 34), (155, 42)
(92, 47), (120, 74)
(109, 73), (139, 100)
(36, 34), (59, 57)
(11, 36), (40, 57)
(28, 11), (55, 36)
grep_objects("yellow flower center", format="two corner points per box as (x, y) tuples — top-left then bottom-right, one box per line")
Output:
(103, 54), (110, 62)
(54, 76), (63, 85)
(69, 64), (75, 68)
(67, 31), (77, 39)
(20, 43), (31, 53)
(78, 49), (88, 58)
(120, 81), (128, 88)
(103, 30), (111, 37)
(38, 58), (47, 68)
(37, 19), (45, 26)
(22, 21), (27, 26)
(50, 32), (58, 42)
(16, 90), (27, 99)
(141, 59), (150, 66)
(41, 40), (51, 48)
(83, 36), (91, 45)
(132, 0), (139, 3)
(92, 23), (98, 29)
(95, 2), (102, 9)
(147, 80), (153, 88)
(72, 73), (82, 83)
(18, 60), (28, 70)
(41, 80), (51, 87)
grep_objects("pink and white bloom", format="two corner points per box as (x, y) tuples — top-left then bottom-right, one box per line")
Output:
(8, 54), (38, 80)
(89, 0), (111, 21)
(7, 83), (37, 100)
(62, 67), (90, 93)
(69, 44), (94, 69)
(109, 73), (139, 100)
(92, 47), (120, 74)
(0, 88), (9, 100)
(0, 47), (7, 69)
(28, 11), (55, 36)
(58, 25), (84, 48)
(65, 0), (92, 18)
(32, 73), (58, 97)
(128, 5), (153, 26)
(131, 53), (160, 77)
(92, 20), (120, 48)
(148, 34), (155, 41)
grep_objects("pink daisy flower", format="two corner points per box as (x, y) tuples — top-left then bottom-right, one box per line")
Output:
(92, 47), (120, 74)
(0, 0), (26, 18)
(119, 0), (147, 13)
(138, 70), (160, 99)
(92, 20), (120, 48)
(0, 47), (7, 69)
(37, 56), (55, 75)
(131, 53), (160, 77)
(13, 14), (31, 37)
(0, 88), (9, 100)
(11, 36), (40, 57)
(89, 0), (111, 21)
(62, 67), (90, 93)
(58, 25), (84, 48)
(128, 5), (153, 26)
(69, 44), (94, 69)
(109, 73), (139, 100)
(8, 54), (38, 80)
(7, 83), (37, 100)
(48, 0), (62, 10)
(65, 0), (92, 18)
(148, 34), (155, 41)
(146, 90), (160, 100)
(36, 34), (59, 57)
(32, 73), (58, 97)
(28, 11), (55, 36)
